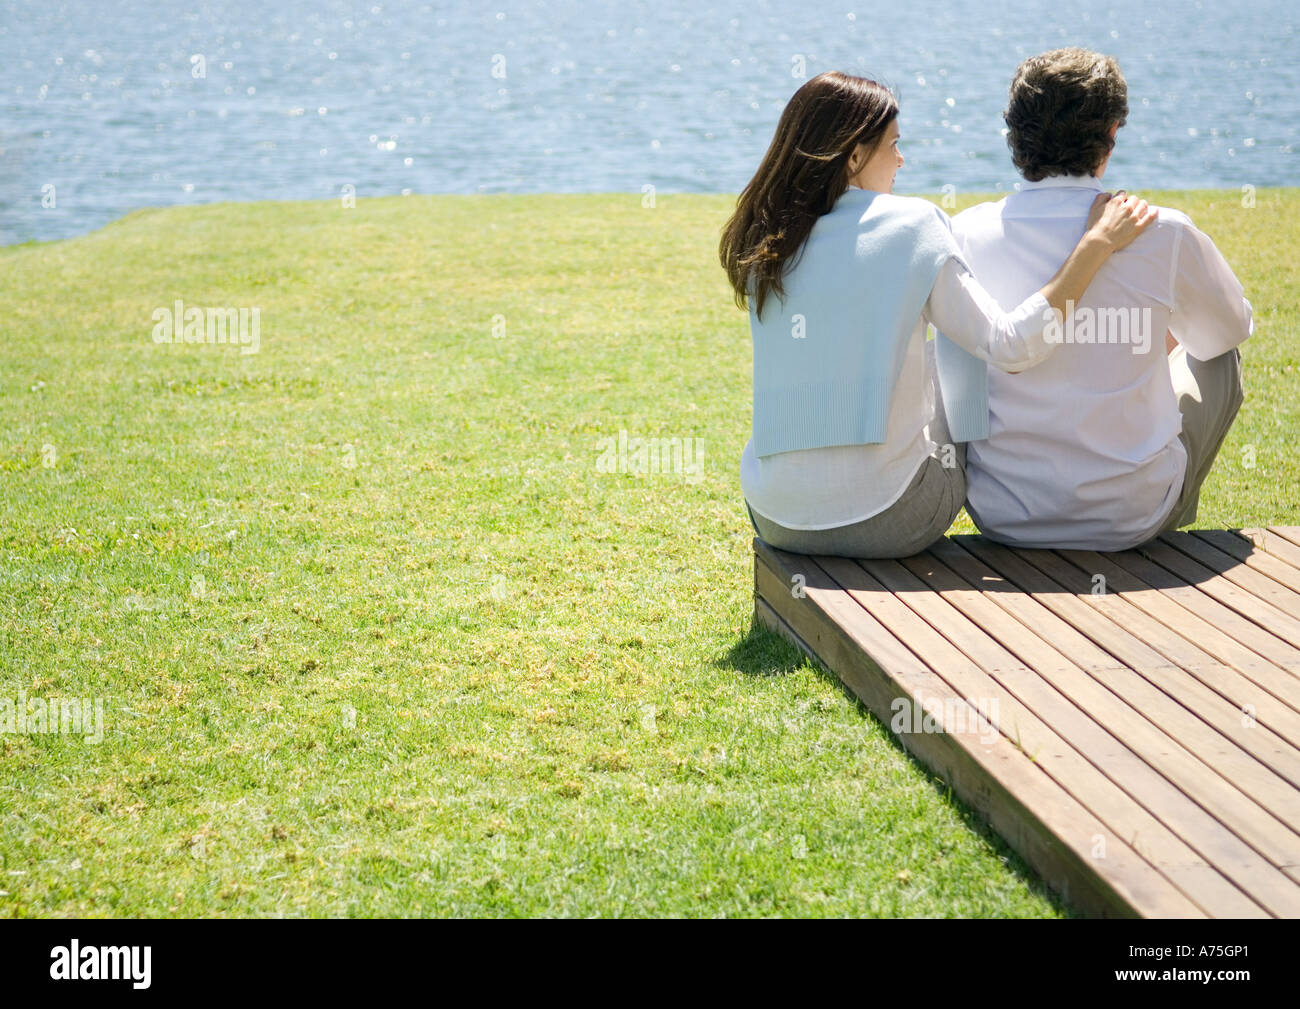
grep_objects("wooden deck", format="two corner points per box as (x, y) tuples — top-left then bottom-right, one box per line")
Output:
(753, 527), (1300, 917)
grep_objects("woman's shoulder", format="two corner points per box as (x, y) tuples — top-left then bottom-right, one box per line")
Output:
(859, 194), (963, 270)
(825, 190), (959, 264)
(852, 194), (957, 250)
(867, 193), (953, 229)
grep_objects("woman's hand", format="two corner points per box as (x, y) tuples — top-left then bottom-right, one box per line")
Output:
(1084, 190), (1159, 252)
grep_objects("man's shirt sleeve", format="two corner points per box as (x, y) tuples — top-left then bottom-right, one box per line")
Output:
(1169, 217), (1253, 361)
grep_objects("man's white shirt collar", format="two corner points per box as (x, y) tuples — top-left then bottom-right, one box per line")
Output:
(1016, 174), (1104, 192)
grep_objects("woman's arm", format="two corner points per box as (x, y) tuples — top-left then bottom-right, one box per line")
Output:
(925, 261), (1052, 372)
(927, 192), (1158, 372)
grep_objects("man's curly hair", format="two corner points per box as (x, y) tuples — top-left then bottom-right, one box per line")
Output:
(1004, 48), (1128, 181)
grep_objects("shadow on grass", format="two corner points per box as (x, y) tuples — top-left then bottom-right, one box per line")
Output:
(715, 618), (811, 678)
(717, 614), (1079, 918)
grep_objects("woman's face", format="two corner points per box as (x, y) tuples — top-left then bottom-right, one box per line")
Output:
(848, 118), (903, 193)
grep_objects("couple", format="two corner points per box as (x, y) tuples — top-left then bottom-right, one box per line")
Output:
(722, 48), (1251, 559)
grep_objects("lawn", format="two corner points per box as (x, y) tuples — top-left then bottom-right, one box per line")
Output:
(1, 188), (1296, 917)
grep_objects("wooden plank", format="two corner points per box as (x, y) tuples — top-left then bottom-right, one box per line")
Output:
(1058, 548), (1300, 720)
(753, 540), (1200, 917)
(1161, 532), (1300, 619)
(1100, 546), (1300, 678)
(754, 595), (821, 668)
(876, 552), (1270, 917)
(972, 540), (1300, 803)
(953, 536), (1300, 872)
(926, 540), (1300, 916)
(928, 539), (1132, 673)
(1007, 547), (1300, 790)
(1242, 527), (1300, 573)
(1269, 527), (1300, 551)
(1193, 529), (1300, 597)
(1135, 538), (1300, 647)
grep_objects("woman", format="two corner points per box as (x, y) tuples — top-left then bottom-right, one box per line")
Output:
(720, 71), (1155, 559)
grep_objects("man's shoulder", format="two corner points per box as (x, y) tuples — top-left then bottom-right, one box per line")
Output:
(1147, 204), (1217, 258)
(1151, 204), (1194, 230)
(950, 197), (1009, 234)
(1122, 203), (1197, 261)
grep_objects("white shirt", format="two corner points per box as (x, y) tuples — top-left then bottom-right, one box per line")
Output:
(741, 255), (1051, 530)
(950, 174), (1253, 550)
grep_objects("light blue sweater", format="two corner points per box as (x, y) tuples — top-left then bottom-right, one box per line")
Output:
(750, 188), (989, 457)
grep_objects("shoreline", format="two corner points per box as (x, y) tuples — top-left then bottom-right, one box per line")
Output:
(7, 186), (1298, 252)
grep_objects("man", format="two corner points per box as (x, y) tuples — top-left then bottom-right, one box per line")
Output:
(943, 48), (1251, 550)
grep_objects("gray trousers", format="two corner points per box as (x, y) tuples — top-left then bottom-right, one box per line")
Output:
(1157, 345), (1245, 533)
(746, 452), (966, 559)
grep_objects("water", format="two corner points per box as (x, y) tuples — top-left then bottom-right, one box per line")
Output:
(2, 0), (1296, 245)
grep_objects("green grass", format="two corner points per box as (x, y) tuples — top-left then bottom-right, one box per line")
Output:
(1, 188), (1296, 917)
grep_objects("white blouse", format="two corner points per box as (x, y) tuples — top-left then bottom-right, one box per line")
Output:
(740, 257), (1051, 530)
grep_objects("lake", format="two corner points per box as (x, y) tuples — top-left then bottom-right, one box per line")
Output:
(2, 0), (1296, 244)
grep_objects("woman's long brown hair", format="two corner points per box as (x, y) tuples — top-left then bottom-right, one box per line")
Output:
(720, 72), (898, 320)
